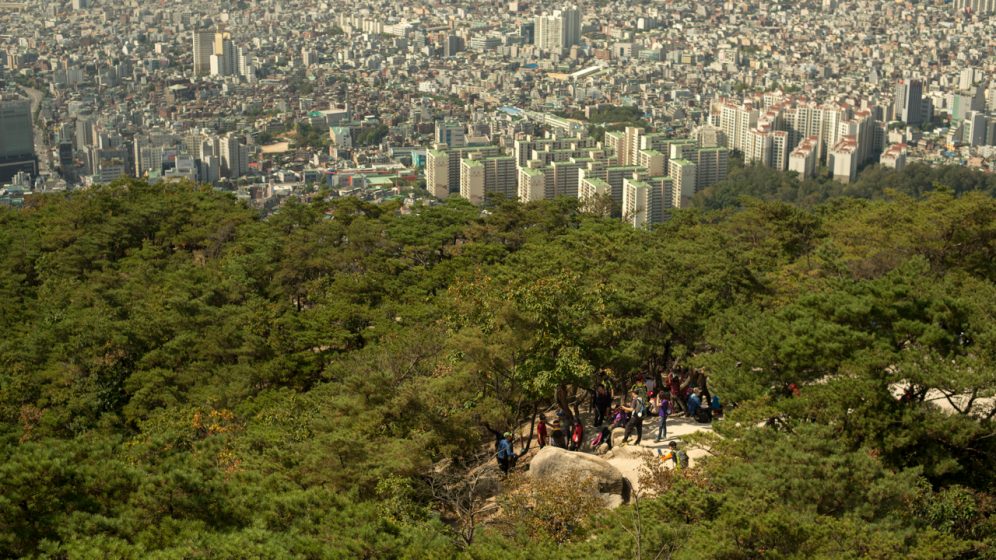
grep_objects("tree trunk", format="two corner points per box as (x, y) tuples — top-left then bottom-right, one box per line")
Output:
(520, 405), (538, 453)
(556, 383), (574, 427)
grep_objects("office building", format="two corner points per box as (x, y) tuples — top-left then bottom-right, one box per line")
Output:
(192, 31), (215, 76)
(434, 121), (466, 148)
(963, 111), (989, 147)
(220, 134), (248, 179)
(894, 79), (924, 126)
(0, 98), (37, 182)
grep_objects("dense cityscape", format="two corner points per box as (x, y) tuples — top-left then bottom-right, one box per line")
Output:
(1, 0), (995, 222)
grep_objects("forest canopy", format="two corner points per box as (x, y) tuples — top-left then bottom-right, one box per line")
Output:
(1, 175), (995, 559)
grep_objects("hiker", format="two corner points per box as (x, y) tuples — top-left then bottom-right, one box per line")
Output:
(593, 384), (612, 427)
(609, 402), (628, 430)
(694, 396), (713, 424)
(537, 413), (549, 448)
(654, 391), (671, 442)
(620, 390), (646, 446)
(496, 432), (517, 475)
(550, 420), (568, 449)
(710, 394), (723, 419)
(483, 423), (505, 452)
(686, 388), (702, 418)
(667, 370), (686, 415)
(569, 420), (584, 451)
(659, 441), (689, 470)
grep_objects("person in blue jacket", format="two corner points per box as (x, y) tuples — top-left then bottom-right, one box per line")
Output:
(497, 432), (518, 475)
(686, 388), (702, 418)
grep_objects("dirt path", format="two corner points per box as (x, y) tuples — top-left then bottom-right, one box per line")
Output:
(601, 415), (714, 495)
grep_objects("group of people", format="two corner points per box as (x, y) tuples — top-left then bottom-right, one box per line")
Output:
(492, 370), (720, 475)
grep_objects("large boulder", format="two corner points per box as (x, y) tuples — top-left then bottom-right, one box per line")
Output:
(611, 427), (626, 447)
(528, 446), (629, 507)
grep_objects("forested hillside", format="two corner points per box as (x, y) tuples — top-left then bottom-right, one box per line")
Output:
(1, 178), (995, 559)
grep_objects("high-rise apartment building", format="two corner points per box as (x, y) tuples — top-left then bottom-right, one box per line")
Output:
(535, 6), (581, 54)
(459, 159), (485, 205)
(954, 0), (996, 13)
(426, 149), (450, 199)
(880, 144), (908, 171)
(622, 175), (673, 228)
(788, 136), (819, 179)
(669, 159), (697, 209)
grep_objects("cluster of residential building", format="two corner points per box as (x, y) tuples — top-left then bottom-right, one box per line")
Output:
(1, 0), (995, 215)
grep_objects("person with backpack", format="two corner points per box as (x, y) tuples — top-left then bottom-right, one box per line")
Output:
(620, 390), (646, 446)
(550, 420), (568, 449)
(654, 392), (671, 442)
(659, 441), (689, 470)
(496, 432), (517, 475)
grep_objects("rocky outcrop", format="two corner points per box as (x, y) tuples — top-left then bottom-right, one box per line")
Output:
(528, 446), (630, 508)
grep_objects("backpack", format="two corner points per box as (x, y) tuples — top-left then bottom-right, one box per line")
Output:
(676, 449), (689, 469)
(590, 432), (603, 447)
(634, 398), (645, 418)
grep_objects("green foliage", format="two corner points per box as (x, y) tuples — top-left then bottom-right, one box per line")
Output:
(1, 178), (995, 557)
(355, 123), (390, 147)
(694, 162), (996, 210)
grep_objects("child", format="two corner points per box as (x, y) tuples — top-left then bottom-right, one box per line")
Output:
(658, 441), (689, 470)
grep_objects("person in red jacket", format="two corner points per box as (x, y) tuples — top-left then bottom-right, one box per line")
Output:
(536, 413), (549, 448)
(569, 420), (584, 451)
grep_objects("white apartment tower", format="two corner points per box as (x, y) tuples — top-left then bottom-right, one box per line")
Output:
(535, 6), (581, 54)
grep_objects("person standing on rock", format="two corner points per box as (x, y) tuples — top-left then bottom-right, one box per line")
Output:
(593, 384), (612, 427)
(620, 390), (646, 446)
(497, 432), (517, 475)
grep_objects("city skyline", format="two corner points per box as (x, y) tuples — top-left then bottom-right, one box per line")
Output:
(1, 0), (995, 219)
